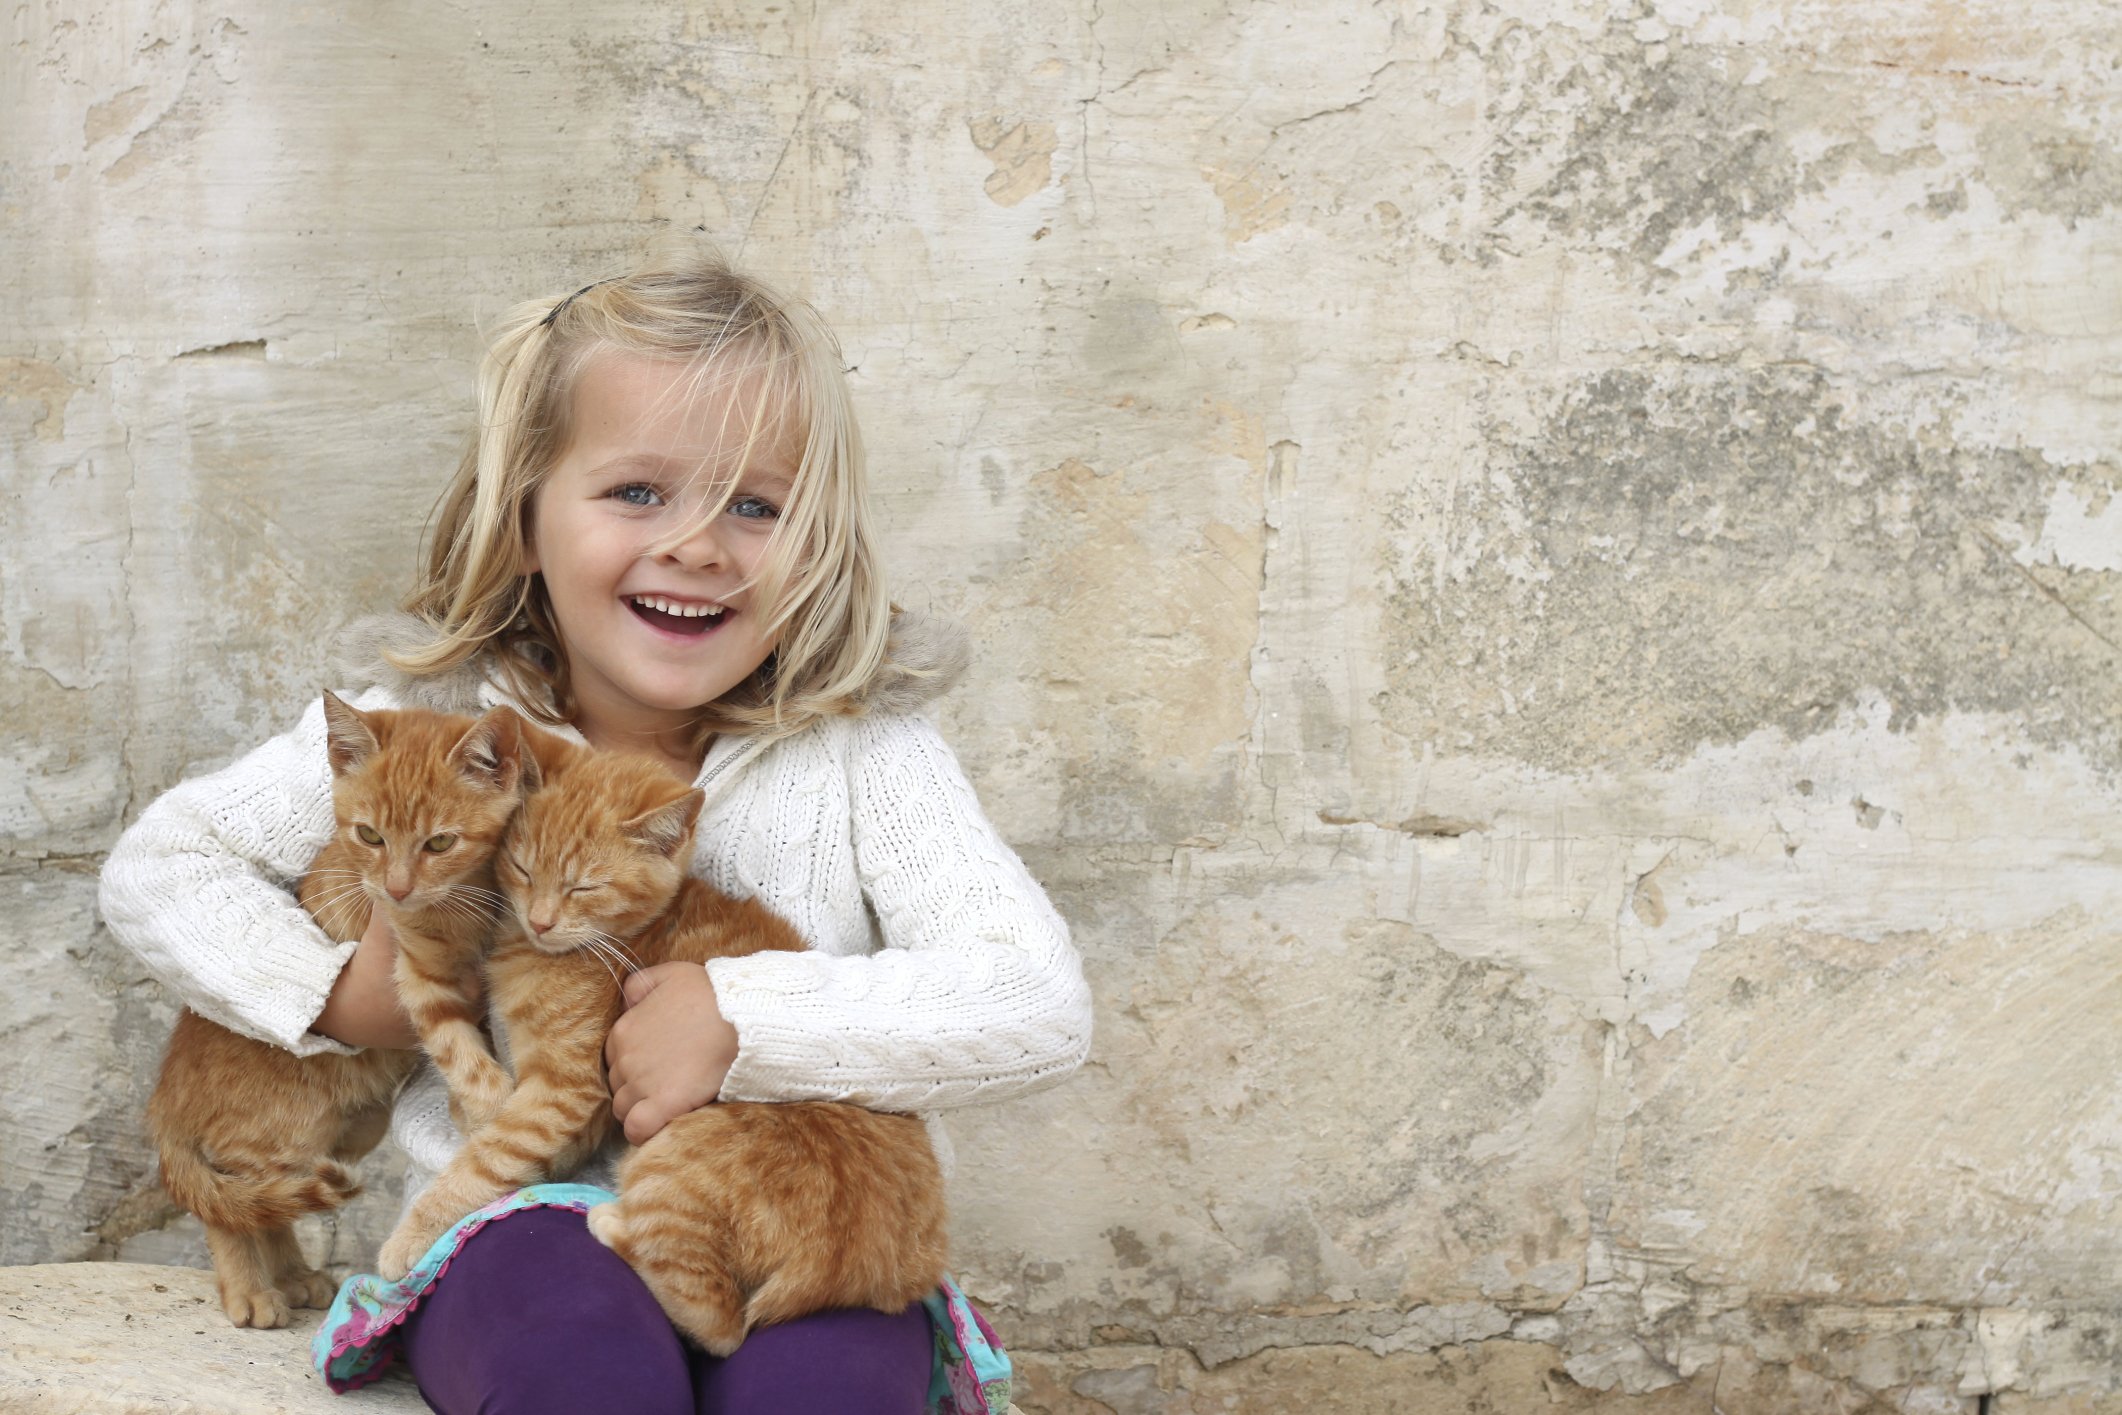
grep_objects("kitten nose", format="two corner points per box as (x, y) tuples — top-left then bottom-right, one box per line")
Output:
(530, 915), (553, 935)
(387, 881), (413, 902)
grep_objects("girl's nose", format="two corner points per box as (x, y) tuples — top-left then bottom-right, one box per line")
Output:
(659, 510), (728, 571)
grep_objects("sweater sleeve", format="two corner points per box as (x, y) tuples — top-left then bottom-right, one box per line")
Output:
(704, 713), (1092, 1112)
(97, 689), (393, 1056)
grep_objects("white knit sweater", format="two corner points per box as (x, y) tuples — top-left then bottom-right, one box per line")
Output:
(98, 616), (1091, 1200)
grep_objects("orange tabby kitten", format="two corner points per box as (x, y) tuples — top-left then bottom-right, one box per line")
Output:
(149, 697), (529, 1327)
(377, 740), (947, 1355)
(318, 693), (525, 1130)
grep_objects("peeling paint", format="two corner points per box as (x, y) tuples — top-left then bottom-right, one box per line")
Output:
(2009, 481), (2122, 574)
(969, 116), (1058, 206)
(1202, 162), (1291, 245)
(0, 360), (78, 443)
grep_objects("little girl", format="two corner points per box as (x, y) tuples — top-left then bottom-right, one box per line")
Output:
(98, 252), (1092, 1415)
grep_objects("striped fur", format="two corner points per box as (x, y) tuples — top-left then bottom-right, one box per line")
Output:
(589, 1098), (946, 1355)
(321, 695), (531, 1130)
(374, 739), (947, 1352)
(149, 699), (530, 1327)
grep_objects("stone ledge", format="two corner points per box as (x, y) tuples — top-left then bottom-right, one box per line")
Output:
(0, 1262), (426, 1414)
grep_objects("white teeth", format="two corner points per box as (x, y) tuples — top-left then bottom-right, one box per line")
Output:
(630, 595), (726, 619)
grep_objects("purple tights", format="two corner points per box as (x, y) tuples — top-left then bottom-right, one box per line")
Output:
(399, 1206), (933, 1415)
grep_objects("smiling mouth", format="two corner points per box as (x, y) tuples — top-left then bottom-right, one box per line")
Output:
(626, 594), (728, 637)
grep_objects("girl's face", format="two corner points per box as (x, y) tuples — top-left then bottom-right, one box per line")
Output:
(524, 350), (797, 749)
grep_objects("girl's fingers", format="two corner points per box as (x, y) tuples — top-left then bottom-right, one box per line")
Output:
(610, 1081), (642, 1125)
(621, 965), (669, 1007)
(622, 1098), (670, 1145)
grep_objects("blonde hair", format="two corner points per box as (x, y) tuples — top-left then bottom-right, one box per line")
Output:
(394, 251), (892, 750)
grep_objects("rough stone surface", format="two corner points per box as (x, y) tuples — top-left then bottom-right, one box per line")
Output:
(6, 1), (2122, 1410)
(0, 1263), (426, 1413)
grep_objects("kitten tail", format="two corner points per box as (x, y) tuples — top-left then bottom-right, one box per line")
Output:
(155, 1134), (360, 1232)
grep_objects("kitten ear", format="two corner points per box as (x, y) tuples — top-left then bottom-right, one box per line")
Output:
(453, 707), (527, 794)
(517, 723), (575, 795)
(321, 692), (382, 776)
(517, 730), (545, 794)
(621, 788), (706, 859)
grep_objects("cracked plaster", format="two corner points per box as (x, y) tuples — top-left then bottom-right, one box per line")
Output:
(6, 1), (2122, 1410)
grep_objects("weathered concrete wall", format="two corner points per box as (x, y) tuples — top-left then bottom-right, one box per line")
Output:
(7, 2), (2122, 1409)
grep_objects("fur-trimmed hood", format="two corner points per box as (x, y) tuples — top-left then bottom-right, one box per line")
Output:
(329, 609), (970, 718)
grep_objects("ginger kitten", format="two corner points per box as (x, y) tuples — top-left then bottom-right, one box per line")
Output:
(376, 738), (947, 1355)
(318, 693), (527, 1130)
(148, 696), (529, 1327)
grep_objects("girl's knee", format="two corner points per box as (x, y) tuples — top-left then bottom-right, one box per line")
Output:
(481, 1340), (692, 1415)
(415, 1311), (694, 1415)
(402, 1209), (694, 1415)
(695, 1303), (934, 1415)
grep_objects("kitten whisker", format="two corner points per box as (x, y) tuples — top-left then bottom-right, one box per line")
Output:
(428, 898), (498, 931)
(576, 940), (623, 991)
(584, 931), (642, 975)
(300, 874), (371, 896)
(579, 934), (619, 971)
(303, 876), (369, 898)
(585, 926), (640, 961)
(304, 883), (379, 914)
(588, 936), (641, 982)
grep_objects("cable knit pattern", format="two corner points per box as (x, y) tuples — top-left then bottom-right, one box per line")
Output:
(703, 711), (1092, 1111)
(98, 642), (1091, 1209)
(97, 686), (400, 1057)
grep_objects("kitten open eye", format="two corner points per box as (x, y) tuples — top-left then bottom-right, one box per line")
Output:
(355, 824), (383, 846)
(423, 833), (458, 853)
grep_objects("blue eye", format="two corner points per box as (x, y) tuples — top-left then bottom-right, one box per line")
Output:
(729, 495), (779, 520)
(611, 483), (664, 508)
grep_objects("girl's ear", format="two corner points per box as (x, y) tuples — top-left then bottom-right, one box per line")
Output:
(453, 707), (526, 794)
(321, 692), (381, 776)
(620, 788), (707, 859)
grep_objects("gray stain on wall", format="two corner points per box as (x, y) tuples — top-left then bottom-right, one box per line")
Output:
(1382, 365), (2120, 773)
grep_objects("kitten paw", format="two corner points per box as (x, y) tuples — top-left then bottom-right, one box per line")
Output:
(222, 1286), (292, 1329)
(278, 1267), (338, 1310)
(584, 1202), (624, 1251)
(376, 1228), (428, 1282)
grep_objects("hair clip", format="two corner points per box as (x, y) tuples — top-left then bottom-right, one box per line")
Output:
(539, 280), (605, 329)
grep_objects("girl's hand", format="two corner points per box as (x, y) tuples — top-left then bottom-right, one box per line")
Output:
(311, 908), (421, 1050)
(606, 962), (739, 1144)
